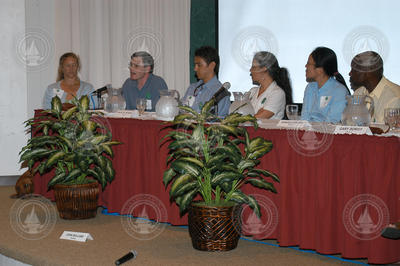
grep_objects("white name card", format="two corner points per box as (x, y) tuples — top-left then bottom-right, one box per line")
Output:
(60, 231), (93, 242)
(277, 120), (311, 128)
(333, 125), (372, 135)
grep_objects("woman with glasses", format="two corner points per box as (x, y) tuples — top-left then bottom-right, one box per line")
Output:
(248, 51), (293, 119)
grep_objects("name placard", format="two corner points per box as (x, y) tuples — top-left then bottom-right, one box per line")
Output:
(333, 125), (372, 135)
(60, 231), (93, 242)
(277, 120), (311, 128)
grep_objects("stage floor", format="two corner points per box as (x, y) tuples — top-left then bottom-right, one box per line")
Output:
(0, 186), (367, 266)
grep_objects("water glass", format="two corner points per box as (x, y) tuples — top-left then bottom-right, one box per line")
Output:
(136, 98), (146, 116)
(286, 104), (300, 120)
(384, 108), (400, 130)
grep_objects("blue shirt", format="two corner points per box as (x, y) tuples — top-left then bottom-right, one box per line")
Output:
(43, 80), (94, 109)
(182, 76), (231, 117)
(122, 74), (168, 111)
(301, 77), (349, 123)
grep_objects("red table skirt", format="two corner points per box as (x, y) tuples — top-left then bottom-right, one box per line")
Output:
(34, 117), (400, 264)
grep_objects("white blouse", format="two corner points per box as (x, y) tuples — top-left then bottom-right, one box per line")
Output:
(249, 81), (286, 120)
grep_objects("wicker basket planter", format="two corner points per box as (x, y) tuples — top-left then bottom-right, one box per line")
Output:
(53, 182), (99, 220)
(188, 202), (242, 251)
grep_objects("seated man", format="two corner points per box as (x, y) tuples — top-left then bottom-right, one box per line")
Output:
(349, 51), (400, 123)
(182, 46), (230, 117)
(301, 47), (349, 123)
(122, 51), (168, 111)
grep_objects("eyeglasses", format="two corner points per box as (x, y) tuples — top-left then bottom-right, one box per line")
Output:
(128, 63), (145, 68)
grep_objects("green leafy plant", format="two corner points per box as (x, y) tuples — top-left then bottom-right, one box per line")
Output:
(19, 96), (120, 190)
(162, 99), (279, 217)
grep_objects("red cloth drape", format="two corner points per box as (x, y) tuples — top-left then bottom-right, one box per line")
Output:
(33, 114), (400, 264)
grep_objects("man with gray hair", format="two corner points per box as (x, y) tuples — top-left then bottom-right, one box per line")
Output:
(122, 51), (168, 110)
(349, 51), (400, 123)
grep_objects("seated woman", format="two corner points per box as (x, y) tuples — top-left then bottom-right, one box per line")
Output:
(248, 51), (293, 119)
(43, 52), (94, 109)
(301, 47), (349, 123)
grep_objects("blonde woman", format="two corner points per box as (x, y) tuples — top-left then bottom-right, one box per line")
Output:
(43, 52), (94, 109)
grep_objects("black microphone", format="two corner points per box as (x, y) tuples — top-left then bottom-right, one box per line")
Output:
(115, 250), (137, 265)
(92, 84), (111, 95)
(212, 82), (231, 103)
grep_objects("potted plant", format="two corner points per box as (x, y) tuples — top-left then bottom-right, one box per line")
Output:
(19, 96), (120, 219)
(162, 99), (279, 251)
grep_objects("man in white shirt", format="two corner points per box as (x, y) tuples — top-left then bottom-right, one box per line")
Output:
(349, 51), (400, 123)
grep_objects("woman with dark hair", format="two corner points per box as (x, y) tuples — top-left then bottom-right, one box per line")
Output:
(248, 51), (293, 119)
(43, 52), (94, 109)
(301, 47), (349, 122)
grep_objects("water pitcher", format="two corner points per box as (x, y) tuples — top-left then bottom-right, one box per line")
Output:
(155, 90), (180, 120)
(104, 88), (126, 113)
(341, 95), (374, 126)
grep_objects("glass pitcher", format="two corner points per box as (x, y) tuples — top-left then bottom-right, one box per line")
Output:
(155, 90), (180, 119)
(104, 88), (126, 113)
(229, 92), (255, 115)
(341, 95), (374, 126)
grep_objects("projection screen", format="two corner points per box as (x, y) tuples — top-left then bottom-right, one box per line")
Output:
(218, 0), (400, 103)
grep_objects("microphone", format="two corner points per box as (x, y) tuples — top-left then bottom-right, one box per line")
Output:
(212, 82), (231, 103)
(115, 250), (137, 265)
(92, 84), (111, 95)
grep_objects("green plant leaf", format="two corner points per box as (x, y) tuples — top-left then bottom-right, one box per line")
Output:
(177, 105), (199, 116)
(171, 160), (200, 176)
(56, 135), (73, 150)
(171, 181), (199, 199)
(19, 148), (49, 162)
(104, 157), (115, 182)
(61, 106), (78, 120)
(248, 169), (280, 183)
(175, 189), (198, 215)
(45, 151), (66, 169)
(79, 95), (90, 112)
(162, 168), (176, 187)
(169, 174), (196, 198)
(178, 157), (204, 168)
(172, 112), (196, 123)
(62, 168), (82, 184)
(200, 98), (215, 117)
(245, 178), (277, 193)
(167, 139), (197, 151)
(94, 166), (107, 189)
(47, 172), (66, 189)
(211, 171), (242, 185)
(248, 137), (267, 153)
(237, 159), (256, 172)
(214, 146), (241, 165)
(91, 135), (109, 145)
(230, 192), (261, 217)
(248, 145), (273, 160)
(51, 96), (62, 114)
(100, 143), (114, 157)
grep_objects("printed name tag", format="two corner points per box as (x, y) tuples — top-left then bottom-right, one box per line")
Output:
(53, 88), (64, 98)
(334, 125), (372, 135)
(60, 231), (93, 242)
(320, 96), (331, 108)
(187, 96), (195, 107)
(277, 120), (311, 128)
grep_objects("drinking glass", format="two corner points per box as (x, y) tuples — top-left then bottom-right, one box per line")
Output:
(136, 98), (146, 116)
(286, 104), (300, 120)
(384, 108), (400, 130)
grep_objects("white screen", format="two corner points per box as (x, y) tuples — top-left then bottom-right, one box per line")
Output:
(219, 0), (400, 103)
